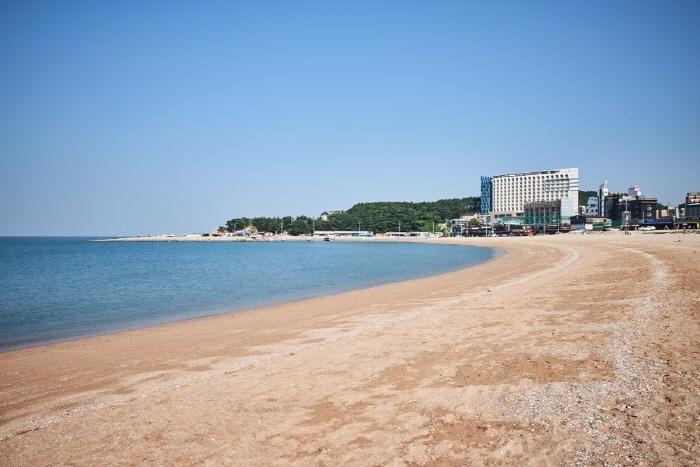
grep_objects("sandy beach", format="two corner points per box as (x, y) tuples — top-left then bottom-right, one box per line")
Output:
(1, 233), (698, 465)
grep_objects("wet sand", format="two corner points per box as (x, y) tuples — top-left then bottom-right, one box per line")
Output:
(1, 233), (698, 465)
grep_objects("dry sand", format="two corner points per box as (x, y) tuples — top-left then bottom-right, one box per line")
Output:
(1, 233), (698, 465)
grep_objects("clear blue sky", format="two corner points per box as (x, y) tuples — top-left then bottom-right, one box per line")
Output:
(1, 0), (698, 235)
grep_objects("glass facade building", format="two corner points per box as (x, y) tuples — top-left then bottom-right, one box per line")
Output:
(480, 176), (492, 214)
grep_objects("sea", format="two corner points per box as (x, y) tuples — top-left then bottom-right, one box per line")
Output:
(0, 237), (495, 351)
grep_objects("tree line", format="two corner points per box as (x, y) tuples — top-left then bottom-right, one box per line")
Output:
(224, 197), (481, 236)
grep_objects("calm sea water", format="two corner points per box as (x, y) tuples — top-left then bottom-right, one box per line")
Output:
(0, 237), (495, 351)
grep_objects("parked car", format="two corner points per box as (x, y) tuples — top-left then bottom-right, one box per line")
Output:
(639, 226), (655, 231)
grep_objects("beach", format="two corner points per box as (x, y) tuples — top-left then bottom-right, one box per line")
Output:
(1, 233), (698, 465)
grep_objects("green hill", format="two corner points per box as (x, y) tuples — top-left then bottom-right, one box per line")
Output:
(225, 197), (480, 235)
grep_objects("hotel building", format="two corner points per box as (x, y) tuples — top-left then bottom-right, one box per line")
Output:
(480, 168), (580, 219)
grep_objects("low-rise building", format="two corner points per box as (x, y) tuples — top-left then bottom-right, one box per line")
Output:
(680, 192), (700, 220)
(570, 215), (612, 231)
(384, 232), (435, 238)
(312, 230), (374, 237)
(448, 214), (489, 236)
(319, 210), (343, 221)
(523, 200), (563, 227)
(585, 196), (599, 215)
(604, 194), (659, 225)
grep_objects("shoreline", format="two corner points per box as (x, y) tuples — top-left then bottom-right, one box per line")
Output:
(0, 240), (502, 353)
(94, 229), (697, 243)
(94, 234), (444, 242)
(1, 234), (698, 464)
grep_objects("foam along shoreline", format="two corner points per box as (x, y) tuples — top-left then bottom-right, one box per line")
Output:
(1, 234), (698, 465)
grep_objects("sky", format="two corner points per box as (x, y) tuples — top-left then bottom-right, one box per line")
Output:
(1, 0), (698, 236)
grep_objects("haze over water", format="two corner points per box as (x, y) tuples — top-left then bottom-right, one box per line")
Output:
(0, 237), (495, 351)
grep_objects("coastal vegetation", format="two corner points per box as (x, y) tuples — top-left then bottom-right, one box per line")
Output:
(225, 197), (480, 235)
(578, 190), (597, 207)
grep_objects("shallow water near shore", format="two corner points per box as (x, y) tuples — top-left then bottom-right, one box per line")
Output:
(0, 237), (495, 351)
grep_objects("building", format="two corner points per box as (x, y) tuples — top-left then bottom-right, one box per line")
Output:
(603, 194), (627, 224)
(480, 168), (579, 219)
(680, 192), (700, 220)
(570, 215), (612, 231)
(585, 196), (599, 215)
(668, 205), (679, 218)
(480, 176), (492, 214)
(685, 205), (700, 219)
(319, 210), (343, 221)
(384, 231), (435, 238)
(598, 180), (609, 216)
(523, 200), (562, 226)
(604, 194), (659, 225)
(630, 199), (660, 225)
(448, 214), (488, 236)
(312, 230), (374, 237)
(628, 185), (642, 199)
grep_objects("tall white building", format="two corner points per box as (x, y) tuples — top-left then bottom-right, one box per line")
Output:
(485, 168), (579, 218)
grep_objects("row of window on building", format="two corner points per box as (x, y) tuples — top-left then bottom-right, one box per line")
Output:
(481, 168), (580, 218)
